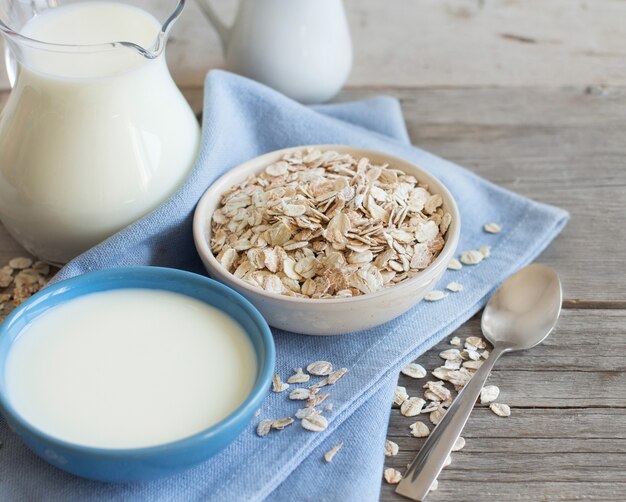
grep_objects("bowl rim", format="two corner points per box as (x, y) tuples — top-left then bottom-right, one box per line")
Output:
(0, 266), (276, 458)
(193, 144), (461, 305)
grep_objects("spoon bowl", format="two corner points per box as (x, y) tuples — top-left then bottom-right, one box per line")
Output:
(481, 263), (563, 350)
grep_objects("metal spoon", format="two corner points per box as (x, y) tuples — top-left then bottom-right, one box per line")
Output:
(396, 263), (562, 501)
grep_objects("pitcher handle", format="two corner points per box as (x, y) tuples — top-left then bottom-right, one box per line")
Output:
(194, 0), (233, 48)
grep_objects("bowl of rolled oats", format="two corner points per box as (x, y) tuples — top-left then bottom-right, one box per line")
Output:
(193, 146), (460, 335)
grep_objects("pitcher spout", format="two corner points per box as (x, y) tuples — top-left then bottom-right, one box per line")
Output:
(0, 0), (186, 60)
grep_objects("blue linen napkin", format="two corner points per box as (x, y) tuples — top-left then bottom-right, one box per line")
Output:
(0, 70), (568, 501)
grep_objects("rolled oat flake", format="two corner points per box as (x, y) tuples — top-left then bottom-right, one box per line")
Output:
(302, 414), (329, 432)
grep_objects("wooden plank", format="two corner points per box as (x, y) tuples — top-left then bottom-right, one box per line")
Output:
(382, 408), (626, 500)
(389, 437), (626, 455)
(400, 309), (626, 373)
(382, 481), (626, 502)
(398, 370), (626, 408)
(2, 0), (626, 91)
(389, 408), (626, 441)
(386, 449), (626, 483)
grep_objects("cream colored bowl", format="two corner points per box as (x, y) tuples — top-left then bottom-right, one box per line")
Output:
(193, 145), (460, 336)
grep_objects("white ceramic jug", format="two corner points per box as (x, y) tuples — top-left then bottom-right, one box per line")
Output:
(0, 0), (200, 265)
(196, 0), (353, 104)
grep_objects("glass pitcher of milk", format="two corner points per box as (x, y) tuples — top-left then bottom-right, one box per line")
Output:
(0, 0), (200, 265)
(196, 0), (352, 104)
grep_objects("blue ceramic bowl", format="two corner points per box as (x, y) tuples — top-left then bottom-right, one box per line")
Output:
(0, 267), (275, 482)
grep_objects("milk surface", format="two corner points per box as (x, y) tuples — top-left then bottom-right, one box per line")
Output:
(5, 289), (257, 449)
(0, 2), (200, 264)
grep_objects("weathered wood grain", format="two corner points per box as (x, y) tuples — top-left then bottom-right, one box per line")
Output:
(388, 408), (626, 441)
(398, 309), (626, 373)
(2, 0), (626, 90)
(398, 370), (626, 408)
(383, 409), (626, 500)
(385, 442), (626, 482)
(383, 482), (626, 502)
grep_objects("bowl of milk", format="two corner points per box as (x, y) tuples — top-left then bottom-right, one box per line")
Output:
(0, 267), (275, 482)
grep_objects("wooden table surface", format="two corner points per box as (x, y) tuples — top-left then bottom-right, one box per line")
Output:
(0, 1), (624, 501)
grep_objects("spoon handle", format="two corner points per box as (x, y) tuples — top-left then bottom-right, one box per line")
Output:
(396, 344), (507, 501)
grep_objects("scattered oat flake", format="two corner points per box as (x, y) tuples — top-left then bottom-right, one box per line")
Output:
(460, 250), (484, 265)
(309, 378), (329, 390)
(385, 440), (399, 457)
(8, 257), (33, 270)
(0, 266), (13, 288)
(490, 403), (511, 417)
(484, 223), (502, 234)
(439, 348), (461, 361)
(465, 336), (487, 350)
(33, 261), (50, 275)
(306, 392), (330, 408)
(302, 414), (328, 432)
(307, 360), (333, 376)
(272, 374), (289, 392)
(452, 436), (466, 451)
(410, 421), (430, 438)
(422, 401), (440, 413)
(287, 368), (310, 384)
(447, 257), (463, 270)
(324, 442), (344, 463)
(401, 363), (427, 379)
(327, 367), (348, 384)
(424, 290), (447, 301)
(430, 406), (447, 425)
(256, 419), (273, 437)
(429, 479), (439, 492)
(393, 386), (409, 407)
(462, 348), (480, 361)
(450, 336), (461, 346)
(463, 360), (483, 370)
(479, 246), (491, 258)
(432, 366), (451, 380)
(271, 417), (294, 430)
(423, 381), (452, 403)
(444, 359), (461, 370)
(446, 282), (464, 292)
(401, 397), (426, 417)
(443, 455), (452, 467)
(384, 468), (403, 485)
(295, 407), (319, 420)
(289, 388), (311, 400)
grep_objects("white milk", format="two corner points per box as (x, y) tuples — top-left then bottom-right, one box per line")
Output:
(0, 2), (200, 264)
(5, 289), (257, 449)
